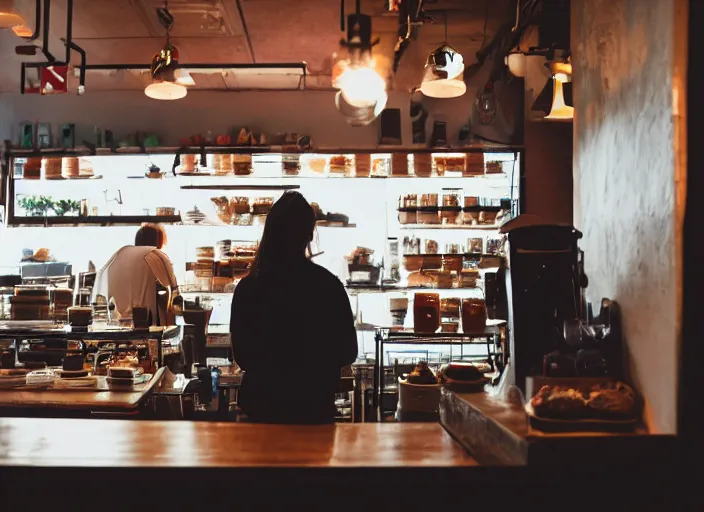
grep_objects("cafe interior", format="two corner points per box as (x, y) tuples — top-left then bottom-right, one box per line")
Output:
(0, 0), (700, 508)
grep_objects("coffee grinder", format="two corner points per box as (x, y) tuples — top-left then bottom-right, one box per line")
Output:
(504, 224), (586, 392)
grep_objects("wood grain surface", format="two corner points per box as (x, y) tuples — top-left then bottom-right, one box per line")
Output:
(0, 419), (475, 468)
(0, 367), (165, 411)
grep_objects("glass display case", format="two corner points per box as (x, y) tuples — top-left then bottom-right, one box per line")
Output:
(1, 145), (522, 364)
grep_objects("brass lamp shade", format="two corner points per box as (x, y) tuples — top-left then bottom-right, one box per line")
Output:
(0, 0), (24, 29)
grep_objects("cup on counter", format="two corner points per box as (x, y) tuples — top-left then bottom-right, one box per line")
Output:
(389, 298), (409, 328)
(67, 306), (92, 327)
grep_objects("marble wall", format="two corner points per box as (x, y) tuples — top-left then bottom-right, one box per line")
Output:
(571, 0), (687, 433)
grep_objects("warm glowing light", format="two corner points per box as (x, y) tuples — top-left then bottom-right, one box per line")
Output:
(336, 64), (386, 108)
(144, 81), (187, 100)
(545, 78), (573, 120)
(420, 46), (466, 99)
(505, 52), (526, 78)
(0, 0), (23, 29)
(12, 24), (32, 37)
(420, 77), (466, 99)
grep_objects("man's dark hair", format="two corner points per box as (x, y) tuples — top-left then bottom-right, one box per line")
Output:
(135, 223), (166, 249)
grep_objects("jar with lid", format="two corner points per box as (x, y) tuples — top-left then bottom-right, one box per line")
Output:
(282, 154), (301, 176)
(440, 298), (461, 333)
(440, 188), (463, 225)
(398, 194), (418, 224)
(413, 293), (440, 333)
(417, 193), (440, 225)
(462, 290), (487, 334)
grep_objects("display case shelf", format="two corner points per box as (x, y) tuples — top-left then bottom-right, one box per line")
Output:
(10, 215), (182, 226)
(398, 224), (503, 230)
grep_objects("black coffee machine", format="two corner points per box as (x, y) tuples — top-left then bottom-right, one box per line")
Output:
(505, 224), (622, 392)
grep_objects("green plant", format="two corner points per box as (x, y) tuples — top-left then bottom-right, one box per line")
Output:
(52, 199), (81, 216)
(18, 195), (54, 216)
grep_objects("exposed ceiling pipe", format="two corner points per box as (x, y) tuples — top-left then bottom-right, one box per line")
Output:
(41, 0), (54, 62)
(19, 0), (41, 41)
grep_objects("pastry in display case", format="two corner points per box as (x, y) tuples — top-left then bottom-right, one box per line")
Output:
(179, 154), (198, 174)
(412, 153), (432, 177)
(329, 155), (351, 175)
(211, 197), (232, 224)
(196, 246), (215, 262)
(458, 267), (479, 288)
(464, 152), (485, 176)
(405, 361), (439, 384)
(282, 154), (300, 176)
(438, 362), (489, 392)
(403, 255), (422, 272)
(23, 157), (42, 179)
(233, 154), (253, 175)
(391, 152), (409, 176)
(371, 155), (390, 177)
(434, 154), (465, 177)
(305, 155), (327, 174)
(485, 160), (504, 174)
(479, 210), (498, 226)
(42, 158), (62, 180)
(440, 298), (461, 333)
(213, 154), (233, 175)
(354, 153), (371, 177)
(252, 197), (274, 216)
(462, 294), (487, 333)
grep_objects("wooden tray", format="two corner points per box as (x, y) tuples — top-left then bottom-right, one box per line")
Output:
(525, 403), (638, 433)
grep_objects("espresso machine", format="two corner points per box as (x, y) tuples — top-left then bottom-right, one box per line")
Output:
(504, 224), (588, 392)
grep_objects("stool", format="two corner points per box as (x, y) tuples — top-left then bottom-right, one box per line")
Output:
(216, 382), (241, 417)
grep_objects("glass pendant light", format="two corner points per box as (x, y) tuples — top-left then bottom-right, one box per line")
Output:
(420, 14), (465, 99)
(144, 1), (187, 100)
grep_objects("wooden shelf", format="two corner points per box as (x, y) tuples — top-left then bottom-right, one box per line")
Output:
(10, 215), (182, 227)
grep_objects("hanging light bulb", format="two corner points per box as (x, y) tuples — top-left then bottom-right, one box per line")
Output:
(336, 56), (386, 108)
(0, 0), (25, 29)
(420, 44), (466, 98)
(334, 3), (386, 123)
(545, 62), (573, 120)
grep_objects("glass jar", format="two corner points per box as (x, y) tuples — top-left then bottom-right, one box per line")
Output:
(371, 155), (389, 177)
(418, 194), (440, 225)
(424, 239), (439, 254)
(468, 237), (484, 254)
(440, 298), (461, 333)
(441, 188), (463, 225)
(398, 194), (418, 224)
(282, 154), (300, 176)
(413, 293), (440, 333)
(462, 294), (487, 334)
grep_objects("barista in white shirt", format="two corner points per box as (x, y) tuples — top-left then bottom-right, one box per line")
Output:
(93, 224), (180, 326)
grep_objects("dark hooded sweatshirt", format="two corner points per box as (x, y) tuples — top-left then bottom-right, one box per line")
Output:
(230, 257), (358, 424)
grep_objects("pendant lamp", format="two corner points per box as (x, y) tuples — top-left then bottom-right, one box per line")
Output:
(420, 44), (466, 98)
(0, 0), (25, 29)
(545, 61), (573, 120)
(144, 2), (187, 100)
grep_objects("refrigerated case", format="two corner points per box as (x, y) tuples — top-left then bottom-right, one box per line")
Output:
(1, 145), (523, 366)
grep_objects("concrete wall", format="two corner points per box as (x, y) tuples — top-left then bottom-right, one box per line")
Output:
(571, 0), (687, 434)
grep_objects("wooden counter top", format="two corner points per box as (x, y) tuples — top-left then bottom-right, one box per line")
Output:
(0, 368), (165, 412)
(0, 418), (474, 468)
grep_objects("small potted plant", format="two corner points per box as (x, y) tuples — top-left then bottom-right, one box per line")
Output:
(18, 195), (54, 217)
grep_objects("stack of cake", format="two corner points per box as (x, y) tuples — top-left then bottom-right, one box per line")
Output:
(232, 154), (252, 175)
(180, 154), (197, 173)
(61, 157), (80, 178)
(42, 158), (63, 180)
(78, 158), (94, 178)
(391, 152), (409, 176)
(412, 153), (432, 177)
(23, 158), (42, 180)
(11, 286), (50, 321)
(464, 152), (485, 176)
(213, 154), (233, 176)
(329, 155), (351, 175)
(354, 154), (371, 177)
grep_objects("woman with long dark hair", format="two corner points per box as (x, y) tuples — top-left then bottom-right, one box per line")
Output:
(230, 192), (358, 424)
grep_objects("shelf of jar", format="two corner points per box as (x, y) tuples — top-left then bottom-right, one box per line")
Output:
(398, 224), (504, 230)
(8, 215), (182, 226)
(6, 144), (524, 158)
